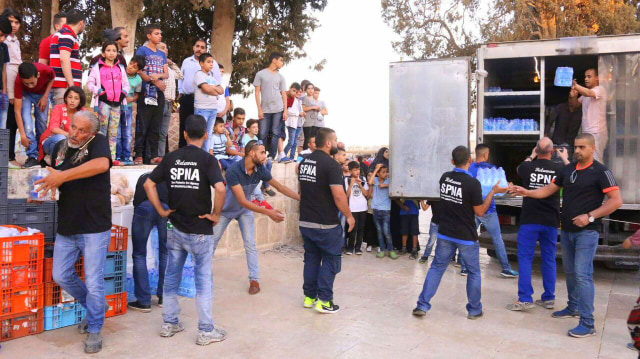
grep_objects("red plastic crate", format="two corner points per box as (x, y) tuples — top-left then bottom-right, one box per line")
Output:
(0, 259), (43, 289)
(105, 292), (127, 318)
(109, 225), (128, 252)
(0, 226), (44, 264)
(0, 283), (43, 315)
(0, 309), (43, 342)
(44, 281), (77, 307)
(43, 256), (84, 283)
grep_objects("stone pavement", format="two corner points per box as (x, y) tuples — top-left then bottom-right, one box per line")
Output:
(4, 242), (638, 358)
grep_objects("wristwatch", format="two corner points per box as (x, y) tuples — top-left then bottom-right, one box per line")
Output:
(587, 213), (595, 223)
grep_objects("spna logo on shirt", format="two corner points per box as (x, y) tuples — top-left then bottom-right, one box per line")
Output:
(170, 159), (200, 181)
(299, 163), (316, 177)
(441, 177), (462, 198)
(531, 167), (556, 185)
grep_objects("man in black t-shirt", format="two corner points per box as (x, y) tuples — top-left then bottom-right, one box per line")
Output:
(506, 137), (567, 312)
(144, 114), (227, 346)
(413, 146), (507, 319)
(299, 127), (354, 314)
(36, 111), (112, 354)
(511, 133), (622, 338)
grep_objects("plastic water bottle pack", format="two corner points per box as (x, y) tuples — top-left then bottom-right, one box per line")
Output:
(477, 167), (508, 198)
(554, 67), (574, 87)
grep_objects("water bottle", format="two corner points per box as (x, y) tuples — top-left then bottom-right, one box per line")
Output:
(29, 168), (55, 201)
(533, 120), (539, 131)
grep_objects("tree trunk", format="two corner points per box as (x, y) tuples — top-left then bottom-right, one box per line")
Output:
(41, 0), (52, 40)
(0, 0), (6, 13)
(110, 0), (143, 58)
(50, 0), (59, 33)
(211, 0), (236, 72)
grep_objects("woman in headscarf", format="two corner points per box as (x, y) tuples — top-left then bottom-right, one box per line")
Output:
(370, 147), (389, 170)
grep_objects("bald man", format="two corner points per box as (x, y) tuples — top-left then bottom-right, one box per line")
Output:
(507, 137), (568, 313)
(511, 133), (622, 338)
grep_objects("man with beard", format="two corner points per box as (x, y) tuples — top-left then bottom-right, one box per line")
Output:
(36, 110), (112, 354)
(49, 9), (84, 105)
(212, 140), (300, 294)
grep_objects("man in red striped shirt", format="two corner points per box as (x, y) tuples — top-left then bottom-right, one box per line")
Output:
(49, 9), (84, 105)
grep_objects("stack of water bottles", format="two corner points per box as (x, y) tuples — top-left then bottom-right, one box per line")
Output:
(477, 167), (509, 198)
(483, 118), (539, 132)
(554, 67), (574, 87)
(487, 87), (513, 92)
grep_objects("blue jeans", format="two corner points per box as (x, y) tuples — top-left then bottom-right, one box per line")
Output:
(461, 212), (511, 271)
(132, 200), (168, 305)
(517, 224), (557, 303)
(212, 212), (259, 281)
(0, 93), (8, 128)
(116, 106), (133, 161)
(194, 108), (218, 152)
(301, 225), (343, 301)
(416, 238), (482, 315)
(421, 222), (439, 258)
(259, 112), (283, 158)
(42, 134), (66, 155)
(163, 226), (215, 332)
(21, 92), (50, 159)
(284, 126), (300, 158)
(372, 209), (393, 251)
(52, 230), (110, 334)
(561, 230), (599, 328)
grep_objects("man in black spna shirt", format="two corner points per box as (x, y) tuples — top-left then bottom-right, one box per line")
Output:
(413, 146), (507, 319)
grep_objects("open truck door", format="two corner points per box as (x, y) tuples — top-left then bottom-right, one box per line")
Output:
(388, 58), (471, 198)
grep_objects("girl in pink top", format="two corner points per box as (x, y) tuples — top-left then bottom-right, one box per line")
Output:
(39, 86), (85, 162)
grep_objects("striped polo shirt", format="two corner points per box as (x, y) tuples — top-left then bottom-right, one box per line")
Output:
(49, 24), (82, 88)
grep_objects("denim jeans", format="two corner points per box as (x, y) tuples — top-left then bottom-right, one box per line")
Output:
(51, 230), (110, 334)
(97, 102), (121, 160)
(517, 224), (557, 303)
(194, 108), (218, 152)
(212, 212), (259, 281)
(0, 93), (8, 128)
(416, 238), (482, 316)
(301, 225), (343, 301)
(284, 126), (300, 158)
(132, 200), (168, 305)
(116, 105), (133, 161)
(158, 100), (172, 157)
(258, 112), (283, 158)
(461, 212), (511, 271)
(561, 229), (599, 328)
(42, 134), (66, 155)
(163, 226), (215, 332)
(21, 92), (50, 159)
(372, 209), (393, 251)
(421, 222), (439, 258)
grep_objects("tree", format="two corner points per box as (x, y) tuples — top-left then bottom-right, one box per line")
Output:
(381, 0), (640, 60)
(110, 0), (144, 57)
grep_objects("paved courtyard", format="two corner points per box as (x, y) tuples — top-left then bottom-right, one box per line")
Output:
(3, 238), (638, 358)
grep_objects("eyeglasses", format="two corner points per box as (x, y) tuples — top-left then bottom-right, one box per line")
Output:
(570, 169), (578, 184)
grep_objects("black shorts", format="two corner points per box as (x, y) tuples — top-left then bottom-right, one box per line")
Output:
(400, 214), (419, 236)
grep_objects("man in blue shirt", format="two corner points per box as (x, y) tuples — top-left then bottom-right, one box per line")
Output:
(212, 140), (300, 295)
(464, 144), (518, 278)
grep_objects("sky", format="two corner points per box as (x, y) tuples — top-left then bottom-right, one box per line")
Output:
(230, 0), (402, 147)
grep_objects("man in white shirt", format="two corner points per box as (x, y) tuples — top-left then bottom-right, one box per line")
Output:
(570, 68), (607, 162)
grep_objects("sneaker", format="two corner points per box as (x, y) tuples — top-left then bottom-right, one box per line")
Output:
(264, 187), (276, 197)
(303, 296), (317, 308)
(467, 312), (484, 320)
(279, 156), (293, 163)
(506, 301), (536, 311)
(22, 157), (40, 168)
(345, 250), (352, 256)
(84, 332), (103, 354)
(355, 249), (363, 255)
(366, 246), (372, 252)
(552, 307), (580, 319)
(460, 269), (468, 276)
(534, 299), (554, 309)
(128, 301), (151, 313)
(500, 269), (519, 278)
(113, 160), (123, 166)
(412, 308), (427, 317)
(315, 300), (340, 314)
(398, 248), (407, 255)
(160, 322), (185, 337)
(567, 324), (596, 338)
(376, 251), (385, 258)
(377, 247), (381, 253)
(157, 296), (163, 308)
(8, 160), (21, 169)
(260, 200), (274, 210)
(389, 251), (399, 260)
(196, 328), (227, 345)
(409, 251), (418, 260)
(419, 256), (428, 264)
(150, 157), (162, 164)
(123, 158), (134, 166)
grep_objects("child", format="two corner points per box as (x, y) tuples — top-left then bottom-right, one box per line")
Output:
(210, 117), (234, 170)
(345, 161), (369, 255)
(369, 163), (397, 259)
(117, 55), (144, 165)
(38, 86), (85, 163)
(284, 82), (304, 161)
(241, 118), (260, 147)
(193, 53), (223, 152)
(396, 198), (420, 259)
(3, 8), (21, 168)
(224, 107), (246, 159)
(87, 40), (130, 165)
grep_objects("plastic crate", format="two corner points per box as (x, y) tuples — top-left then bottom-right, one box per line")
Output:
(43, 256), (84, 283)
(0, 226), (44, 264)
(109, 225), (127, 252)
(0, 128), (9, 168)
(104, 251), (126, 277)
(44, 281), (75, 307)
(1, 283), (43, 315)
(105, 292), (126, 318)
(6, 200), (57, 241)
(0, 309), (43, 342)
(104, 273), (125, 296)
(0, 258), (43, 289)
(44, 302), (86, 331)
(0, 168), (6, 206)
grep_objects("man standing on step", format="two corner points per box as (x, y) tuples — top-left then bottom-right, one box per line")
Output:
(212, 140), (300, 294)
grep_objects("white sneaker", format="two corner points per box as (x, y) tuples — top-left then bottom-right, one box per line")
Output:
(366, 246), (372, 252)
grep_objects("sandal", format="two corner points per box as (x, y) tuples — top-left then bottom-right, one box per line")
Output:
(134, 157), (143, 165)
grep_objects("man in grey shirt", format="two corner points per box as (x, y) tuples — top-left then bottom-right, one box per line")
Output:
(314, 86), (328, 129)
(253, 51), (287, 159)
(302, 83), (321, 150)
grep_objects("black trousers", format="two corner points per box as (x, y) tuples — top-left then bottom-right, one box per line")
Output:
(363, 212), (378, 247)
(7, 104), (16, 161)
(347, 211), (367, 251)
(302, 126), (319, 150)
(135, 92), (165, 163)
(178, 94), (194, 148)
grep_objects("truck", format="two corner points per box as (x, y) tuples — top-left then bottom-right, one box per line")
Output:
(389, 34), (640, 267)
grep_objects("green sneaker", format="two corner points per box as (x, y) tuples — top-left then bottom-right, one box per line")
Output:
(389, 251), (399, 260)
(314, 300), (340, 314)
(376, 251), (385, 258)
(303, 296), (317, 308)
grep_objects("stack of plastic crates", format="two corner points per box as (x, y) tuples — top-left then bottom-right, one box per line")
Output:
(43, 225), (129, 331)
(0, 225), (45, 342)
